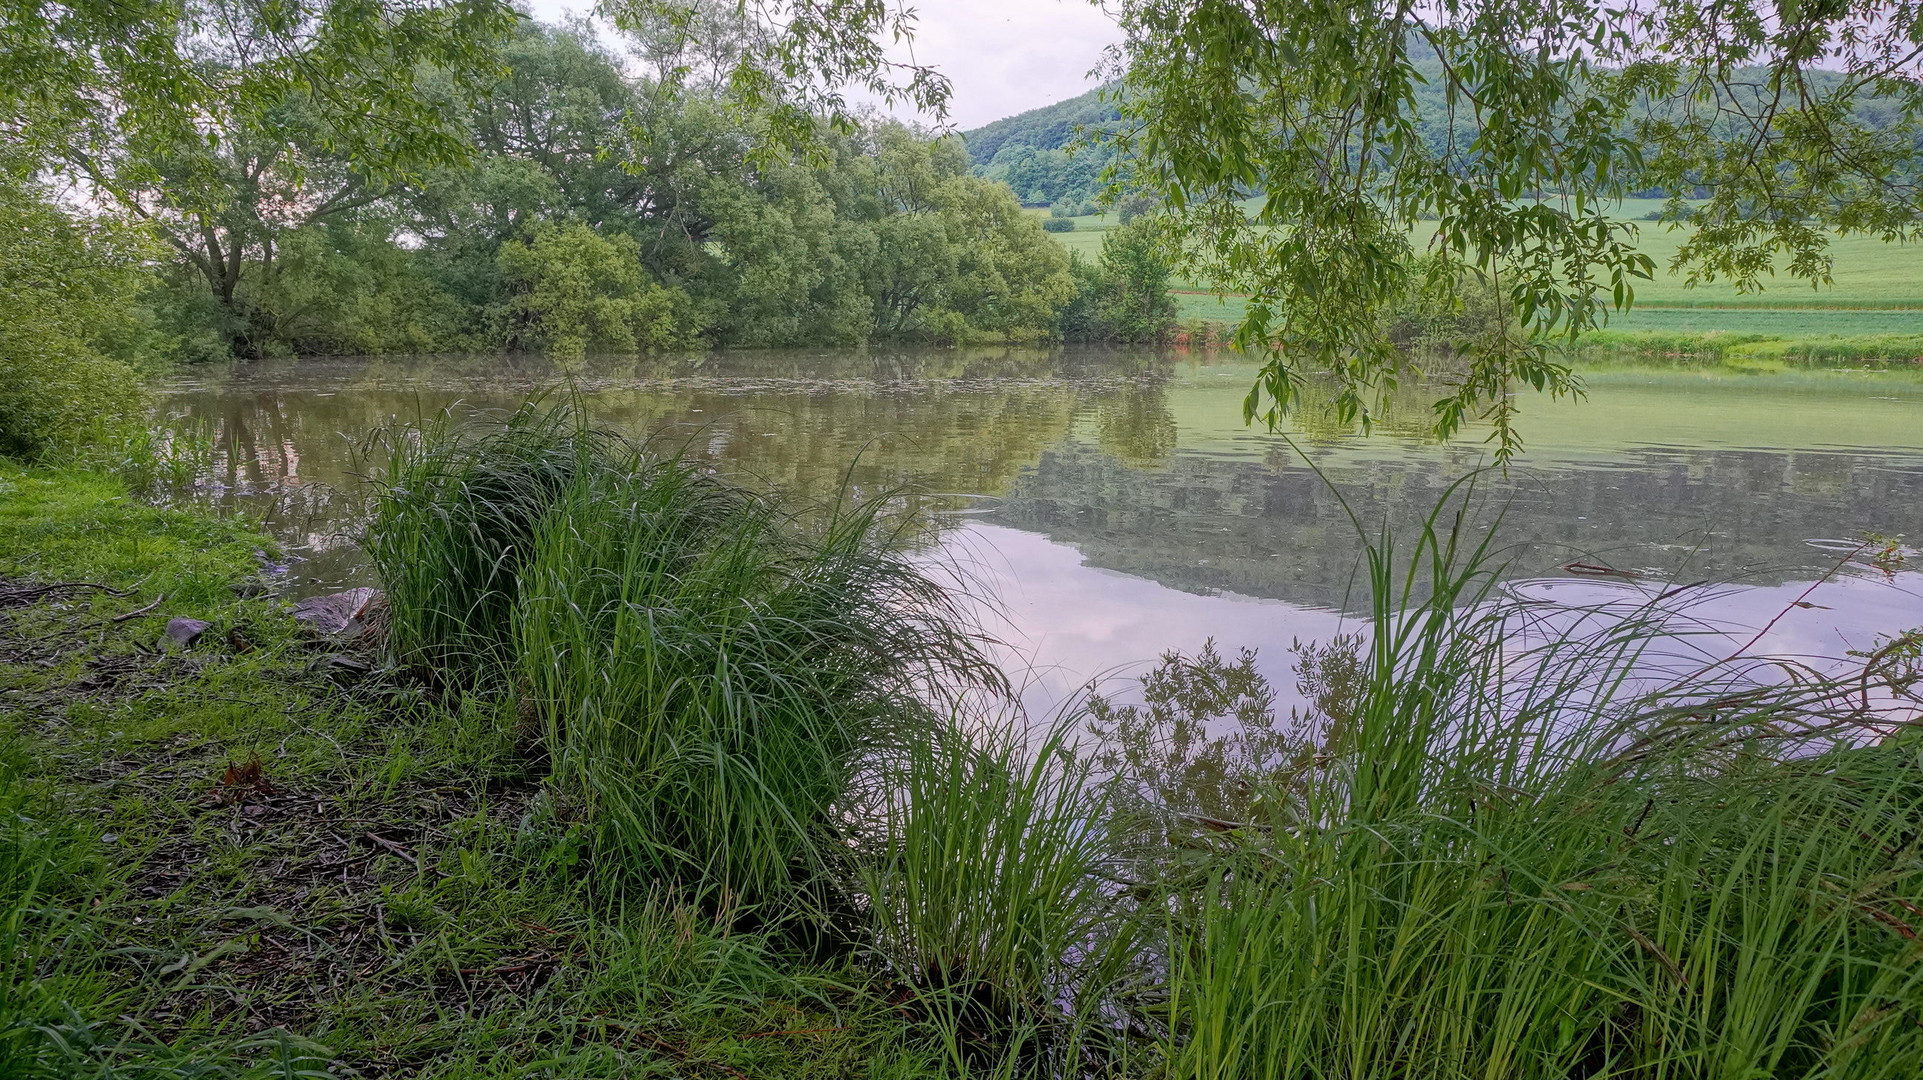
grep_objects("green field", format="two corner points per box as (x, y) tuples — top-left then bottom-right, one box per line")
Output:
(1033, 206), (1923, 356)
(1412, 224), (1923, 309)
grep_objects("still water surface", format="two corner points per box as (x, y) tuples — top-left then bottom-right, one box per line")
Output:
(154, 348), (1923, 710)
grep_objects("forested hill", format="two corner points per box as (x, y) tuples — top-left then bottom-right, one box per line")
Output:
(959, 84), (1121, 208)
(964, 60), (1910, 210)
(960, 83), (1120, 166)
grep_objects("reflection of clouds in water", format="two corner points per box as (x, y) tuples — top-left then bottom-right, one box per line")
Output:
(1507, 572), (1923, 674)
(153, 354), (1923, 698)
(943, 523), (1923, 721)
(934, 523), (1351, 718)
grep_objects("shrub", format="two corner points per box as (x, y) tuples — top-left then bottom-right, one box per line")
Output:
(0, 177), (150, 459)
(1040, 217), (1076, 232)
(1058, 217), (1178, 342)
(496, 223), (704, 359)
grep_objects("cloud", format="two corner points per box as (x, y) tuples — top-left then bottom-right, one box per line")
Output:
(874, 0), (1123, 129)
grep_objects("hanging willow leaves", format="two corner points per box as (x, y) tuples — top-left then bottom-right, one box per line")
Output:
(1107, 0), (1923, 455)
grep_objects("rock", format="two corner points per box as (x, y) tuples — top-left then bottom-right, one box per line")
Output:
(317, 654), (374, 684)
(291, 587), (384, 641)
(164, 617), (212, 648)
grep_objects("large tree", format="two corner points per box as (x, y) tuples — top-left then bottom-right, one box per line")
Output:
(1104, 0), (1923, 453)
(4, 0), (519, 354)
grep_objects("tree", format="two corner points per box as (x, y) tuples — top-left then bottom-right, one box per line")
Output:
(598, 0), (950, 149)
(2, 0), (517, 171)
(0, 176), (150, 456)
(496, 222), (703, 358)
(1107, 0), (1923, 454)
(1059, 217), (1179, 344)
(11, 0), (520, 356)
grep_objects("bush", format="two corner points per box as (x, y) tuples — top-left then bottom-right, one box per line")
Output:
(496, 223), (705, 359)
(1383, 253), (1514, 353)
(1040, 217), (1076, 232)
(1057, 217), (1178, 342)
(0, 178), (150, 459)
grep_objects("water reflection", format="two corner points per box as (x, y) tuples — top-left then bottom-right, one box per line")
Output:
(152, 348), (1923, 703)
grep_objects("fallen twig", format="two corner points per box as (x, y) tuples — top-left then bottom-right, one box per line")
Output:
(112, 594), (167, 622)
(363, 831), (420, 870)
(1, 581), (132, 604)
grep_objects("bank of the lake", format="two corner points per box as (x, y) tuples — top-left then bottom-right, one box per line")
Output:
(7, 441), (1923, 1079)
(0, 462), (956, 1078)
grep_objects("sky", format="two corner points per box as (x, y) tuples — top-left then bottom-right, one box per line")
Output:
(519, 0), (1125, 131)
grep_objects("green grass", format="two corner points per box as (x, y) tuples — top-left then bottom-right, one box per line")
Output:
(0, 464), (269, 609)
(364, 401), (1004, 913)
(855, 715), (1118, 1069)
(0, 464), (961, 1078)
(1040, 203), (1923, 356)
(1599, 307), (1923, 336)
(1131, 484), (1923, 1079)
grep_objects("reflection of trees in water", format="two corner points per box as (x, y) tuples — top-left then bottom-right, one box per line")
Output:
(156, 352), (1189, 509)
(153, 352), (1166, 562)
(997, 440), (1923, 610)
(1094, 383), (1179, 468)
(153, 353), (1923, 611)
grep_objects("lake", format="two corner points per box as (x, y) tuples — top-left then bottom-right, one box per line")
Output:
(153, 348), (1923, 712)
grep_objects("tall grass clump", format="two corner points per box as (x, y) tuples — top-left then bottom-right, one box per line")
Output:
(363, 402), (1002, 910)
(1132, 486), (1923, 1079)
(855, 715), (1119, 1071)
(363, 405), (593, 678)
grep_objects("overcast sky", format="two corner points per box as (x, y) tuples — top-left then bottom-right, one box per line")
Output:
(519, 0), (1124, 130)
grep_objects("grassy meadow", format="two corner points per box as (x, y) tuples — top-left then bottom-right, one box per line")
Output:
(1031, 206), (1923, 361)
(5, 402), (1922, 1077)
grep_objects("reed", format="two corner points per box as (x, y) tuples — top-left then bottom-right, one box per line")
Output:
(854, 714), (1119, 1073)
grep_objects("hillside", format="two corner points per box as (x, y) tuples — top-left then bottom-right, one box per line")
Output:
(963, 62), (1907, 210)
(959, 83), (1120, 166)
(959, 84), (1122, 206)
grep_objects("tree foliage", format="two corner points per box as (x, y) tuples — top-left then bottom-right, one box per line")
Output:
(1109, 0), (1923, 454)
(2, 0), (519, 173)
(1060, 217), (1179, 343)
(597, 0), (951, 150)
(498, 223), (703, 359)
(118, 23), (1075, 356)
(0, 177), (151, 457)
